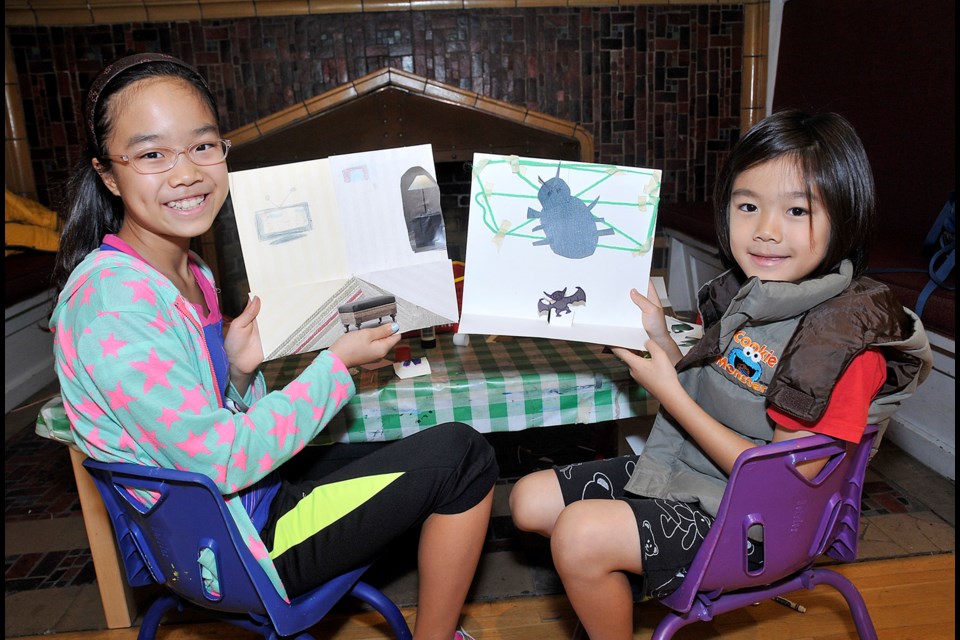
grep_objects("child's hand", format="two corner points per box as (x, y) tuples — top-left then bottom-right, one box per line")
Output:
(329, 323), (403, 369)
(630, 281), (683, 366)
(611, 339), (682, 401)
(631, 281), (669, 342)
(225, 295), (264, 389)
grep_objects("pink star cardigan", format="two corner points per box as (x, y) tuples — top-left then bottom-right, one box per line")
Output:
(50, 246), (355, 600)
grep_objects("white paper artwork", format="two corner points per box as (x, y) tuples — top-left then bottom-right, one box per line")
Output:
(458, 154), (662, 349)
(229, 144), (459, 360)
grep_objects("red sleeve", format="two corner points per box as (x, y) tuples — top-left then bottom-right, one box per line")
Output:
(767, 349), (886, 443)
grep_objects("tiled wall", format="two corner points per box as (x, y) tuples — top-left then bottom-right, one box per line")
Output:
(7, 5), (743, 210)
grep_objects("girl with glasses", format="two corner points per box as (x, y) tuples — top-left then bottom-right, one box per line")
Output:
(51, 53), (494, 640)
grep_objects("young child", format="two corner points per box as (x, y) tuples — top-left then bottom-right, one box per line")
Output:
(50, 52), (496, 640)
(509, 110), (932, 639)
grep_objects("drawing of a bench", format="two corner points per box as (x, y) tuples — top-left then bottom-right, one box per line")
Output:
(338, 295), (398, 331)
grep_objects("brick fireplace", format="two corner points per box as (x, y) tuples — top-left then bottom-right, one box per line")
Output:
(211, 67), (593, 315)
(7, 4), (747, 209)
(6, 4), (750, 317)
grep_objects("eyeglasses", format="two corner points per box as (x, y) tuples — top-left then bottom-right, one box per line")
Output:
(105, 139), (232, 174)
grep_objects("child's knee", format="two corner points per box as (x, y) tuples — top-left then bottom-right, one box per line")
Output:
(435, 421), (487, 452)
(552, 502), (608, 547)
(550, 504), (604, 570)
(508, 475), (534, 529)
(509, 471), (560, 534)
(454, 423), (498, 476)
(427, 423), (495, 466)
(426, 423), (499, 512)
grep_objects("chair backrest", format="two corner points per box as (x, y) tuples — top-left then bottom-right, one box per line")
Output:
(82, 459), (329, 635)
(660, 426), (879, 613)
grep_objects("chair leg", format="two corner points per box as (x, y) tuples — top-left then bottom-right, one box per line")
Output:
(809, 569), (878, 640)
(136, 593), (181, 640)
(650, 611), (696, 640)
(350, 581), (413, 640)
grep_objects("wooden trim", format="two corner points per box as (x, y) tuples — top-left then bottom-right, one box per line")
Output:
(4, 29), (37, 200)
(740, 0), (769, 132)
(224, 67), (594, 163)
(6, 0), (748, 26)
(68, 447), (138, 629)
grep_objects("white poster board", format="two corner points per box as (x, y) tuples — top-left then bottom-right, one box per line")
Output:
(458, 154), (664, 349)
(229, 144), (459, 360)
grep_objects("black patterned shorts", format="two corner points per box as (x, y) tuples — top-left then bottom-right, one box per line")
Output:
(553, 455), (762, 600)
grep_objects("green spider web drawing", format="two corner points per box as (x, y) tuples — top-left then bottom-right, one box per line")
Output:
(471, 157), (661, 255)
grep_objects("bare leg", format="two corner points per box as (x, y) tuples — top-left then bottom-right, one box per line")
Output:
(509, 468), (567, 536)
(551, 500), (644, 640)
(511, 468), (644, 638)
(412, 486), (494, 640)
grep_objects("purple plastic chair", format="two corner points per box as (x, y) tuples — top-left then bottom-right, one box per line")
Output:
(82, 459), (412, 640)
(651, 425), (880, 640)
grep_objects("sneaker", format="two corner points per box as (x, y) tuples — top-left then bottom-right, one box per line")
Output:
(454, 628), (476, 640)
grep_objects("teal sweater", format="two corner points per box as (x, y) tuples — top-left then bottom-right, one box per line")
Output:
(50, 247), (356, 600)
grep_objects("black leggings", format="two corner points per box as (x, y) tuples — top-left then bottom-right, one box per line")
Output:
(261, 422), (499, 598)
(553, 455), (762, 599)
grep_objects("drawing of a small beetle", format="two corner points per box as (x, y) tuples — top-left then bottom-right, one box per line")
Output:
(527, 164), (615, 259)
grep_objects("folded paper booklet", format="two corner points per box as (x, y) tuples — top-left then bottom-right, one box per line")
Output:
(230, 144), (459, 360)
(458, 154), (664, 350)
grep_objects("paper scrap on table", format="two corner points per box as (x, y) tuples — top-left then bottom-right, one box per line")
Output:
(394, 357), (432, 379)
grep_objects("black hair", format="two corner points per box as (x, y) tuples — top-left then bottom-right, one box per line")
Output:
(712, 110), (877, 279)
(52, 56), (219, 292)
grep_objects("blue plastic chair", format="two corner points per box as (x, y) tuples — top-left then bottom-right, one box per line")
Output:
(82, 459), (413, 640)
(650, 425), (880, 639)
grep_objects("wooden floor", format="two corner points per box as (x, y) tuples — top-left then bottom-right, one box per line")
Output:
(13, 553), (955, 640)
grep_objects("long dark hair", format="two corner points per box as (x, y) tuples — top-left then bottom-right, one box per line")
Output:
(713, 110), (877, 279)
(52, 54), (219, 292)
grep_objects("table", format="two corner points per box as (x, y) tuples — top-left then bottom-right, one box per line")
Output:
(260, 333), (661, 443)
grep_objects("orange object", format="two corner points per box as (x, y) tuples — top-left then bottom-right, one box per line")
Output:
(436, 260), (466, 334)
(400, 261), (465, 338)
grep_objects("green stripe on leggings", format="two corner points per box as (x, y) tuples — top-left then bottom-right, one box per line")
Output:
(270, 472), (403, 559)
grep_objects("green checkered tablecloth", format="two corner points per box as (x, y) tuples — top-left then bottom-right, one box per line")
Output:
(261, 333), (660, 444)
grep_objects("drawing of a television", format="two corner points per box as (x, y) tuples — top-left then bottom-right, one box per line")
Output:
(255, 202), (312, 244)
(338, 295), (398, 331)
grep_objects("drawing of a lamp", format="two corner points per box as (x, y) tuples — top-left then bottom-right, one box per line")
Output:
(408, 174), (433, 216)
(405, 173), (447, 253)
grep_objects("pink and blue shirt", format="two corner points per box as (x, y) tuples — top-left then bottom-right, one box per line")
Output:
(50, 236), (356, 600)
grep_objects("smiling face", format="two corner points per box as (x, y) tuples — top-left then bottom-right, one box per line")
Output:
(93, 76), (228, 254)
(727, 156), (833, 283)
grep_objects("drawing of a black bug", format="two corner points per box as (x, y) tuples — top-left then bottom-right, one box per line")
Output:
(527, 164), (615, 259)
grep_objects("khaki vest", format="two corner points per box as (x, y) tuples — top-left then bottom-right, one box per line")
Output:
(624, 261), (931, 516)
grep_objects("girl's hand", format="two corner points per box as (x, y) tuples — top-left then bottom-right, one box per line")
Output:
(329, 322), (403, 369)
(631, 280), (683, 366)
(631, 280), (669, 343)
(610, 339), (682, 402)
(224, 295), (264, 394)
